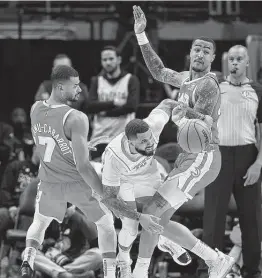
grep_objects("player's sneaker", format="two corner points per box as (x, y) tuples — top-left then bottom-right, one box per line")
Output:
(208, 249), (235, 278)
(116, 256), (132, 278)
(21, 261), (34, 278)
(226, 264), (242, 278)
(157, 235), (192, 266)
(132, 268), (148, 278)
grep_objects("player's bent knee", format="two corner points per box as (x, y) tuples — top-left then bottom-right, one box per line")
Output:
(27, 211), (53, 244)
(121, 218), (139, 236)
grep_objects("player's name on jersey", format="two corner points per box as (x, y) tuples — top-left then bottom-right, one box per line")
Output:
(32, 123), (72, 155)
(132, 155), (152, 171)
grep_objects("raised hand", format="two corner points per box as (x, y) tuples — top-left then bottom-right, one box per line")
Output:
(133, 5), (147, 34)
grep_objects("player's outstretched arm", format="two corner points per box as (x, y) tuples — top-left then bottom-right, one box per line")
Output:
(66, 110), (103, 196)
(101, 185), (163, 234)
(133, 5), (186, 88)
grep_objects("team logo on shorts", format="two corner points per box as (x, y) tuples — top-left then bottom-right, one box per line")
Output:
(191, 168), (201, 177)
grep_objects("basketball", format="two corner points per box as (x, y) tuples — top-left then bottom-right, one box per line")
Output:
(177, 119), (211, 153)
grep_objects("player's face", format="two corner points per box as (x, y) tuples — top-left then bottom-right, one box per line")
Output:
(53, 57), (72, 68)
(190, 40), (215, 73)
(101, 50), (121, 74)
(131, 130), (155, 156)
(60, 76), (82, 102)
(228, 47), (249, 77)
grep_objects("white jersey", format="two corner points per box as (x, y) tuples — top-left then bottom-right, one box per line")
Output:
(102, 108), (169, 192)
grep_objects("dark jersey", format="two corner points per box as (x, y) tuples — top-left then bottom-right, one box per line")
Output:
(177, 72), (221, 145)
(31, 101), (84, 183)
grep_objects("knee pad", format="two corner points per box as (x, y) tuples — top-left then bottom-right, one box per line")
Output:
(26, 210), (53, 244)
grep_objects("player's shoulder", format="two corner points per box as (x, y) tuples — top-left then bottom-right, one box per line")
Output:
(65, 110), (89, 129)
(30, 101), (42, 116)
(200, 72), (220, 91)
(180, 71), (190, 83)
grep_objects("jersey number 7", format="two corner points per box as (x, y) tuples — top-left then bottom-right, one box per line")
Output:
(38, 136), (56, 162)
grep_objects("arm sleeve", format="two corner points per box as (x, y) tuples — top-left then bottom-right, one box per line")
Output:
(87, 76), (115, 113)
(144, 108), (170, 140)
(101, 149), (122, 187)
(105, 75), (140, 117)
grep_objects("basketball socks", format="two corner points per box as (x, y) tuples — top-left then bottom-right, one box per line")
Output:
(23, 247), (37, 270)
(133, 257), (151, 277)
(190, 240), (218, 265)
(103, 258), (116, 278)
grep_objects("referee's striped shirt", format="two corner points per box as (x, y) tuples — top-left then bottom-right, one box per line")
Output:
(218, 80), (262, 146)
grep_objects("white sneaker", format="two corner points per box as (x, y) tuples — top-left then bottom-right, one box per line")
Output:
(226, 264), (242, 278)
(132, 268), (148, 278)
(157, 235), (192, 266)
(208, 249), (235, 278)
(116, 256), (132, 278)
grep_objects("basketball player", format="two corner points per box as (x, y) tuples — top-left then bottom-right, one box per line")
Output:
(101, 99), (193, 278)
(20, 65), (161, 278)
(130, 5), (235, 278)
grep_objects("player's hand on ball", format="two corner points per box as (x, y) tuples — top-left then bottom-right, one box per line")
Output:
(139, 213), (164, 234)
(203, 115), (213, 130)
(171, 103), (187, 124)
(133, 5), (147, 34)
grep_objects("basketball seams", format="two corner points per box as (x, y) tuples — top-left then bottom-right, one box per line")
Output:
(178, 119), (210, 153)
(194, 122), (203, 150)
(186, 120), (192, 153)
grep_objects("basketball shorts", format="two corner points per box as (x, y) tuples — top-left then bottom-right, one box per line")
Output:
(36, 180), (111, 223)
(157, 150), (221, 207)
(118, 178), (161, 204)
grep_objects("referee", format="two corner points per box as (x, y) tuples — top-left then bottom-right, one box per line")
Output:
(198, 45), (262, 278)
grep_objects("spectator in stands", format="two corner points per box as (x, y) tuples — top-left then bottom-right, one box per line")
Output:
(34, 54), (89, 111)
(26, 205), (102, 278)
(0, 145), (39, 239)
(0, 122), (15, 180)
(198, 45), (262, 278)
(10, 107), (33, 160)
(87, 45), (140, 158)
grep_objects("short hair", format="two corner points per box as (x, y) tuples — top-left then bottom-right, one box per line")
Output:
(51, 65), (79, 85)
(228, 45), (248, 55)
(54, 53), (70, 61)
(125, 119), (149, 140)
(192, 37), (216, 53)
(101, 45), (120, 57)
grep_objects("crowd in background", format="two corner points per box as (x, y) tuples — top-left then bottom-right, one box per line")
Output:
(0, 38), (262, 278)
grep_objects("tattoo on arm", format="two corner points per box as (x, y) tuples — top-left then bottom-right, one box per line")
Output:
(156, 99), (177, 117)
(186, 78), (219, 120)
(101, 185), (140, 220)
(140, 44), (183, 87)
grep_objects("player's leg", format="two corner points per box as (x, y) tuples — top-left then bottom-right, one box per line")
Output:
(66, 181), (117, 278)
(134, 151), (234, 278)
(117, 183), (139, 265)
(22, 181), (67, 278)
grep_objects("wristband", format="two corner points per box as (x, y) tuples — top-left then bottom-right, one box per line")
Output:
(136, 32), (149, 46)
